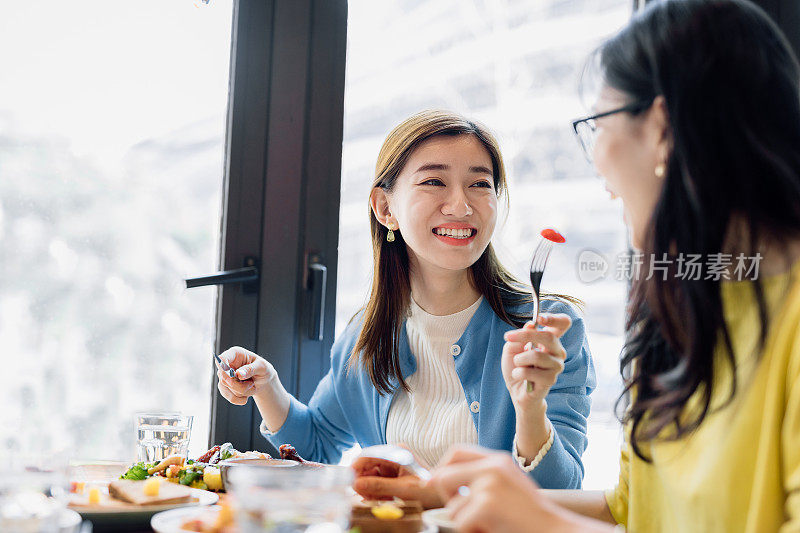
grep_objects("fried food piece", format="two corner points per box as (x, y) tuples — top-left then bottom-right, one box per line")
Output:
(148, 455), (185, 475)
(278, 444), (304, 463)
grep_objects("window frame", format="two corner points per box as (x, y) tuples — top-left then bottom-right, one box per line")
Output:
(210, 0), (347, 453)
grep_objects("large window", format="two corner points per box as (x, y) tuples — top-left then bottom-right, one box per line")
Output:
(0, 0), (233, 460)
(338, 0), (631, 489)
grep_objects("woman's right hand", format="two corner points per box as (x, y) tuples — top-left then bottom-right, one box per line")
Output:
(431, 446), (615, 533)
(351, 456), (444, 510)
(431, 446), (559, 532)
(216, 346), (279, 406)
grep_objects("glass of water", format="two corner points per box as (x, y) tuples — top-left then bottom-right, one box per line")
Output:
(135, 412), (194, 462)
(228, 465), (353, 533)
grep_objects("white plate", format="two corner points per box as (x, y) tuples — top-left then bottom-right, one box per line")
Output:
(423, 508), (457, 533)
(154, 506), (439, 533)
(70, 487), (217, 529)
(151, 505), (221, 533)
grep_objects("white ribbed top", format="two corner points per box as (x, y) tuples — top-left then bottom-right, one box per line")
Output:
(386, 295), (482, 468)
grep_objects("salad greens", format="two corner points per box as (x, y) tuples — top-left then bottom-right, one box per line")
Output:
(118, 442), (241, 486)
(178, 466), (204, 486)
(120, 462), (156, 480)
(219, 442), (236, 461)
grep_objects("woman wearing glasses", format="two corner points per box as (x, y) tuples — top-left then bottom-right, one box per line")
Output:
(431, 0), (800, 531)
(214, 110), (596, 507)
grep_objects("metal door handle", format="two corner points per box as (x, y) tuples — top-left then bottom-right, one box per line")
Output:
(307, 261), (327, 341)
(185, 256), (259, 294)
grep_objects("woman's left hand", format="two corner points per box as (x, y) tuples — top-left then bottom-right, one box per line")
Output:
(351, 456), (444, 510)
(501, 313), (571, 409)
(430, 446), (567, 533)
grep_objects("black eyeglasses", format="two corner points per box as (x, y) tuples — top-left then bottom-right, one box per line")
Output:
(571, 101), (653, 163)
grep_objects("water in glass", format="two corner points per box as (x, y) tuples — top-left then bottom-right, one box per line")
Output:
(135, 413), (193, 462)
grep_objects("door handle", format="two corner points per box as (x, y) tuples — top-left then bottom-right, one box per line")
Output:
(306, 255), (327, 341)
(185, 256), (259, 294)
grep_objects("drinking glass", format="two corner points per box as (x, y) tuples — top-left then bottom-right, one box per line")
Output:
(134, 412), (193, 462)
(228, 465), (353, 533)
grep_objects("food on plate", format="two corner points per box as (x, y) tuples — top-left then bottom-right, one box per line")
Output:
(351, 500), (424, 533)
(108, 479), (194, 506)
(143, 477), (161, 497)
(371, 502), (404, 520)
(88, 487), (101, 505)
(70, 480), (197, 509)
(179, 501), (236, 533)
(203, 467), (223, 491)
(149, 455), (185, 475)
(68, 459), (213, 511)
(119, 442), (273, 491)
(278, 444), (304, 462)
(278, 443), (326, 467)
(197, 445), (222, 464)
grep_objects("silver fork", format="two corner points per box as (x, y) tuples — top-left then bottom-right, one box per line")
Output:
(214, 352), (237, 379)
(525, 235), (554, 393)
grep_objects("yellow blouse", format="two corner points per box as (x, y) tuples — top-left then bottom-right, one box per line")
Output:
(605, 263), (800, 532)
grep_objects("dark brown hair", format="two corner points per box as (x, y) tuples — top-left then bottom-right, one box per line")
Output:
(594, 0), (800, 459)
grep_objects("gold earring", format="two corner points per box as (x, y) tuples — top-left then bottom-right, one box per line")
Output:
(655, 163), (666, 178)
(386, 222), (396, 242)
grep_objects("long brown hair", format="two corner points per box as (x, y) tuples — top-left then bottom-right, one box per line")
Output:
(349, 110), (580, 395)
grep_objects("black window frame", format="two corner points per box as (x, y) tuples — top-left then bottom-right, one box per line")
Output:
(209, 0), (347, 454)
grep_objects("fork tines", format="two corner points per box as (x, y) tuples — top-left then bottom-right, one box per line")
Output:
(529, 237), (553, 299)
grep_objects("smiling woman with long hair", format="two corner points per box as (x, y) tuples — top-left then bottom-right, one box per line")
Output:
(430, 1), (800, 531)
(212, 110), (596, 507)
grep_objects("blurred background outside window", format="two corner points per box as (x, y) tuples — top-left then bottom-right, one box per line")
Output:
(0, 0), (233, 460)
(338, 0), (632, 489)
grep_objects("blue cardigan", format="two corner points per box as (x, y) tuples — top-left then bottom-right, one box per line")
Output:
(264, 297), (596, 489)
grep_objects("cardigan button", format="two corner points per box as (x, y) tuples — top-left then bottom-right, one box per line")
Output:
(469, 401), (480, 413)
(450, 344), (461, 356)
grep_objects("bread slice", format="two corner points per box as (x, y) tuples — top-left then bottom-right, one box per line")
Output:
(108, 479), (194, 506)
